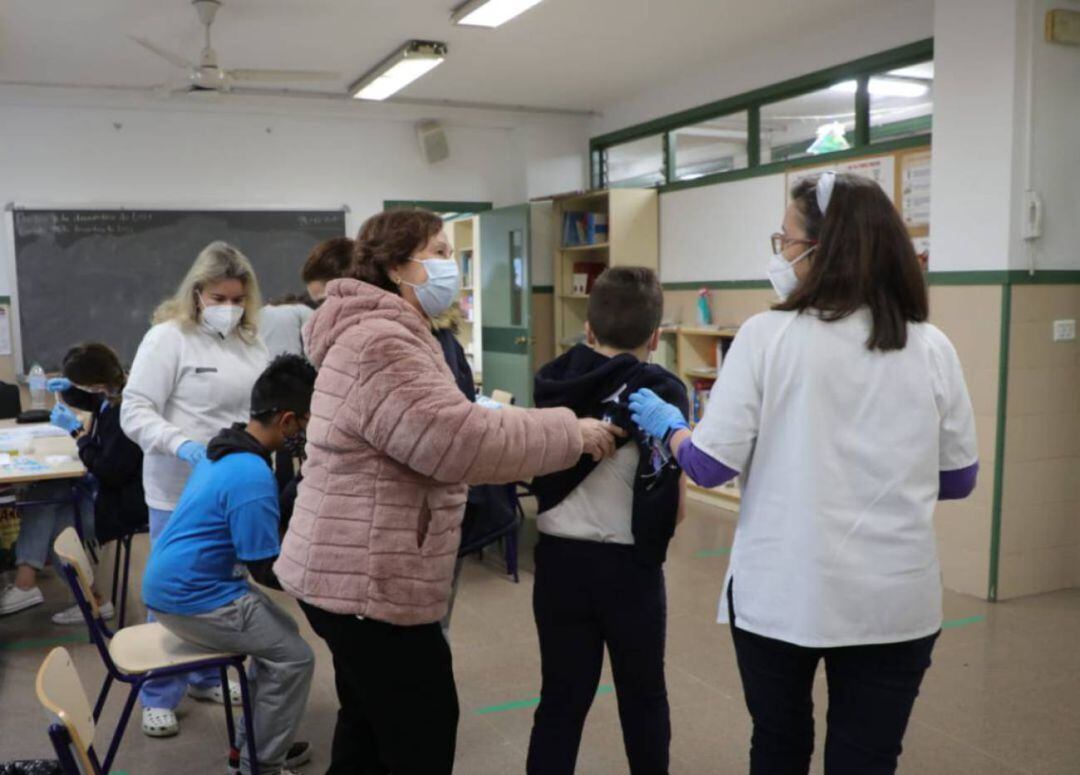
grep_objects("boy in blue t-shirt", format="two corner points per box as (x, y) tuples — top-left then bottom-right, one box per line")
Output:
(142, 355), (316, 775)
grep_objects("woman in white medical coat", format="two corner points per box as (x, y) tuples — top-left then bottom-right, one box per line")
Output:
(630, 172), (978, 775)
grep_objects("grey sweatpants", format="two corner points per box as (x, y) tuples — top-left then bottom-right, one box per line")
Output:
(155, 586), (315, 775)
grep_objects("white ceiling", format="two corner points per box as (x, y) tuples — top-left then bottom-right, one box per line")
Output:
(1, 0), (911, 112)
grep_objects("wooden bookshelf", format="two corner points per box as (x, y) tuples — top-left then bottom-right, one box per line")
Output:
(448, 215), (482, 379)
(552, 188), (658, 353)
(675, 325), (741, 512)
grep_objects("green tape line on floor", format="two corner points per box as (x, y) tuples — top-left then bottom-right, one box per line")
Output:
(475, 684), (614, 716)
(941, 615), (985, 630)
(695, 547), (731, 557)
(0, 633), (88, 651)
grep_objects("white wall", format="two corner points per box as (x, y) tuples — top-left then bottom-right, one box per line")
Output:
(0, 89), (588, 297)
(929, 0), (1022, 273)
(660, 174), (785, 283)
(1008, 0), (1080, 271)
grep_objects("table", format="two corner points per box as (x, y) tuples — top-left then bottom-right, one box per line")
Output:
(0, 419), (86, 485)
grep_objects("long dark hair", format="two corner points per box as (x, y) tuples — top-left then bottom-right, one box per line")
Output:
(775, 173), (928, 351)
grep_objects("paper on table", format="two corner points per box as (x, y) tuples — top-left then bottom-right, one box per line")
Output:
(0, 425), (68, 441)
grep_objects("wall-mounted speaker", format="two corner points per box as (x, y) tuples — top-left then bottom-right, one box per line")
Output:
(416, 120), (450, 164)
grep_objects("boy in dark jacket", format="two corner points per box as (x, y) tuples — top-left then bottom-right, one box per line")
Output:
(527, 267), (689, 775)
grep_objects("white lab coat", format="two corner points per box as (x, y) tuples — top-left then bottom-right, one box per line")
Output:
(692, 308), (977, 648)
(259, 303), (313, 359)
(121, 319), (269, 511)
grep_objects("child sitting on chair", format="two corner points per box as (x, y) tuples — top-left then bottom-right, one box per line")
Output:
(0, 342), (146, 624)
(527, 267), (690, 774)
(141, 354), (316, 775)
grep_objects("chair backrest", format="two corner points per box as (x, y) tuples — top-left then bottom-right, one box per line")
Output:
(491, 389), (515, 406)
(0, 381), (21, 420)
(36, 647), (97, 774)
(54, 527), (99, 618)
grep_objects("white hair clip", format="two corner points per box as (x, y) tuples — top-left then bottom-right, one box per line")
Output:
(816, 171), (836, 215)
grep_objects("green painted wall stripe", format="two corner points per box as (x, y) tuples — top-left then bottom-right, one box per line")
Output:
(474, 684), (614, 715)
(0, 295), (10, 304)
(533, 285), (554, 294)
(989, 283), (1011, 602)
(0, 633), (88, 651)
(591, 39), (934, 149)
(695, 547), (732, 557)
(942, 615), (986, 630)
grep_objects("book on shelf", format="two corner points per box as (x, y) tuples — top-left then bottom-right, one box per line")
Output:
(692, 379), (713, 424)
(572, 262), (605, 293)
(561, 211), (609, 247)
(459, 249), (473, 280)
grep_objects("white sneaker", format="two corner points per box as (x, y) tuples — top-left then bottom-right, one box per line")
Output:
(188, 680), (242, 705)
(51, 600), (114, 625)
(0, 584), (44, 615)
(142, 706), (179, 737)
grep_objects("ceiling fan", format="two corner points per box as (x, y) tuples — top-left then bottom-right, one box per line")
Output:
(130, 0), (339, 95)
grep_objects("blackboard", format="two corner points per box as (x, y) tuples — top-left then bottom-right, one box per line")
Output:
(12, 209), (346, 371)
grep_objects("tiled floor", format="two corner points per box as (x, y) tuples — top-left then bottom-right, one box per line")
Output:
(2, 499), (1080, 774)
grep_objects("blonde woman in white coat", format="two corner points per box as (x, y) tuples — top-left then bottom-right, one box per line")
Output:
(121, 241), (269, 738)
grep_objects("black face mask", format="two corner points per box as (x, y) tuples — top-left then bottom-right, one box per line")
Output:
(282, 422), (307, 460)
(60, 386), (103, 413)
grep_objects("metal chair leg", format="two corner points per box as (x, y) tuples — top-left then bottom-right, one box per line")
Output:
(110, 538), (122, 609)
(100, 682), (140, 775)
(235, 661), (260, 775)
(220, 665), (236, 749)
(118, 534), (134, 629)
(93, 673), (114, 722)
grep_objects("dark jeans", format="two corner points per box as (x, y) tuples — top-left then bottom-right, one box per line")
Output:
(527, 534), (670, 775)
(728, 583), (938, 775)
(299, 602), (459, 775)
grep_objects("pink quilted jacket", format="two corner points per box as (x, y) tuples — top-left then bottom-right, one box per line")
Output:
(275, 279), (582, 625)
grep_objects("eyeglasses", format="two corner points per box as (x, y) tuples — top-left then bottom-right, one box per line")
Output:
(770, 232), (817, 256)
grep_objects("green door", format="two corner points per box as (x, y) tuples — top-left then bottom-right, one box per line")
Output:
(480, 204), (533, 406)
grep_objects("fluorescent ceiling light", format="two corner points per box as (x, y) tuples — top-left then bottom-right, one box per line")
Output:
(830, 77), (929, 98)
(452, 0), (545, 27)
(350, 40), (447, 101)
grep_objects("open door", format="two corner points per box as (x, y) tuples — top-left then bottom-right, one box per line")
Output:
(480, 204), (533, 406)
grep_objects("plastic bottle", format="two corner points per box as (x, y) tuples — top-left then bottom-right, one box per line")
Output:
(696, 288), (713, 326)
(28, 362), (47, 409)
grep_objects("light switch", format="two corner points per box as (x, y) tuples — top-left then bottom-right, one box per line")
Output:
(1052, 319), (1076, 342)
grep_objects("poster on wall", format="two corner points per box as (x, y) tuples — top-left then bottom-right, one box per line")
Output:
(785, 155), (896, 205)
(900, 150), (932, 229)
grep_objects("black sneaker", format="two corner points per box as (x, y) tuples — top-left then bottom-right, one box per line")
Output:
(227, 741), (311, 774)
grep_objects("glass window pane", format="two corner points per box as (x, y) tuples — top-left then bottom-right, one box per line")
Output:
(868, 61), (933, 143)
(760, 87), (855, 163)
(605, 135), (664, 187)
(509, 229), (524, 326)
(672, 111), (749, 180)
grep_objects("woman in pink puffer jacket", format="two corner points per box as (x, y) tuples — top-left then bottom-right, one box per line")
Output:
(275, 209), (621, 775)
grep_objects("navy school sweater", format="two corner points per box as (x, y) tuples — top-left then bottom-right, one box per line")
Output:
(532, 344), (690, 566)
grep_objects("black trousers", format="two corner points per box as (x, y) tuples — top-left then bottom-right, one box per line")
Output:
(299, 602), (459, 775)
(527, 535), (670, 775)
(728, 584), (938, 775)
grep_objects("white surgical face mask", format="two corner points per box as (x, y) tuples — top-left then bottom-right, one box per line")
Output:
(200, 296), (244, 336)
(402, 258), (461, 318)
(767, 246), (814, 301)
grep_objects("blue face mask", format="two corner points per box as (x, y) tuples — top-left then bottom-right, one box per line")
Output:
(402, 258), (461, 317)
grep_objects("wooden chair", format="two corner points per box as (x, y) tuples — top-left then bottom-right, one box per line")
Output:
(52, 527), (259, 775)
(37, 646), (101, 774)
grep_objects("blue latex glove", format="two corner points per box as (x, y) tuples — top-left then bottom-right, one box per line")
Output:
(47, 377), (72, 393)
(177, 441), (207, 466)
(628, 388), (689, 441)
(50, 404), (83, 434)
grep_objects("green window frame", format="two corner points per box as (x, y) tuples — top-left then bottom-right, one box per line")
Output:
(590, 39), (933, 193)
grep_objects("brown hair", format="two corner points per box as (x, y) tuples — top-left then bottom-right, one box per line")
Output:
(775, 172), (928, 351)
(587, 267), (664, 350)
(62, 342), (126, 402)
(350, 209), (444, 295)
(301, 236), (355, 284)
